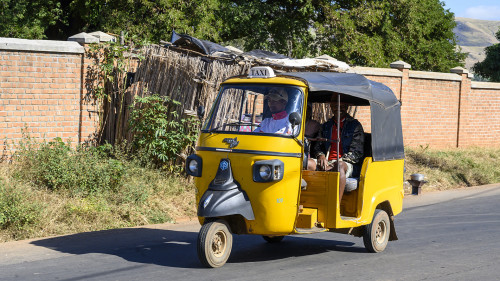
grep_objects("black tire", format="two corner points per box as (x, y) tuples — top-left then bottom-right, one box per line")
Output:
(262, 235), (285, 243)
(197, 219), (233, 268)
(363, 209), (390, 253)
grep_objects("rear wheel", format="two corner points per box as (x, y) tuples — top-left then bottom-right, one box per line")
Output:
(363, 209), (390, 253)
(197, 219), (233, 268)
(262, 235), (285, 243)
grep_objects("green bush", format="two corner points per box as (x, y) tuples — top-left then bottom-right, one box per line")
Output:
(129, 94), (199, 170)
(0, 180), (41, 231)
(0, 130), (198, 241)
(14, 138), (124, 196)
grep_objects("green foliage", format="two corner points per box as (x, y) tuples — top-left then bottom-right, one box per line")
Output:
(473, 29), (500, 82)
(99, 0), (224, 43)
(2, 0), (465, 72)
(1, 137), (196, 242)
(219, 0), (466, 71)
(85, 39), (146, 145)
(319, 0), (466, 71)
(0, 181), (42, 232)
(218, 0), (318, 58)
(0, 0), (61, 39)
(0, 0), (224, 42)
(14, 137), (124, 196)
(129, 94), (199, 169)
(86, 40), (142, 102)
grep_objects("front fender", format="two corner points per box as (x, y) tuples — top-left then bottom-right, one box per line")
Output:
(198, 188), (255, 220)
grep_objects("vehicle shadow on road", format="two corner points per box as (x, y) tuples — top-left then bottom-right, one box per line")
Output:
(30, 227), (366, 269)
(30, 227), (201, 268)
(229, 234), (366, 264)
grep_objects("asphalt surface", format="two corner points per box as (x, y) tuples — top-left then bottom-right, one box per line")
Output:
(1, 184), (500, 281)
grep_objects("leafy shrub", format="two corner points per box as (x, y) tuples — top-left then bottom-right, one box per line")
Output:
(1, 132), (197, 241)
(0, 180), (41, 231)
(129, 94), (199, 169)
(14, 138), (124, 196)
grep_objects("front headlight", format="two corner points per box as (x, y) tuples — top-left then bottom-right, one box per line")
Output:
(253, 159), (284, 182)
(186, 154), (202, 177)
(188, 159), (198, 173)
(259, 165), (272, 180)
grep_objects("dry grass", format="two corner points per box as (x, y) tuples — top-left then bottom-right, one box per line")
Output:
(404, 146), (500, 192)
(0, 161), (196, 243)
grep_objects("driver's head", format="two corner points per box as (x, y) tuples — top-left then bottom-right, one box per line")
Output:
(266, 88), (288, 114)
(330, 95), (349, 118)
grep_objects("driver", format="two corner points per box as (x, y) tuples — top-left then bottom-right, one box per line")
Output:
(254, 87), (293, 134)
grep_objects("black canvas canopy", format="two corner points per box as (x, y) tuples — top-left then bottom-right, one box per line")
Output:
(282, 72), (404, 162)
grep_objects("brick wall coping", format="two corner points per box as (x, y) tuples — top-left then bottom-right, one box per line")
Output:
(352, 66), (403, 77)
(409, 70), (462, 81)
(0, 37), (84, 54)
(471, 81), (500, 90)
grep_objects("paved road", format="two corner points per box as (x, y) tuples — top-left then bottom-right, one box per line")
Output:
(1, 184), (500, 281)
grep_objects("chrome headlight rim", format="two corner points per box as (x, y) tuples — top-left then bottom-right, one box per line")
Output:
(252, 159), (284, 183)
(259, 165), (272, 180)
(188, 159), (198, 173)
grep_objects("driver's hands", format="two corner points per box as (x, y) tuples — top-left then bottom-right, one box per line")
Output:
(317, 155), (328, 171)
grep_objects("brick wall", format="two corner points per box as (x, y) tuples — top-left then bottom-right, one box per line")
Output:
(459, 81), (500, 147)
(1, 38), (499, 151)
(0, 38), (98, 153)
(354, 65), (500, 148)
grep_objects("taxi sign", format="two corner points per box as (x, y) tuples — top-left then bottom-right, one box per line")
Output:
(248, 66), (276, 78)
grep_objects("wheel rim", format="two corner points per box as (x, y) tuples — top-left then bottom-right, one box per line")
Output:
(211, 230), (227, 258)
(375, 220), (387, 245)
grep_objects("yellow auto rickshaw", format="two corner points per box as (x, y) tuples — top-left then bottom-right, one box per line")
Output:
(186, 66), (405, 268)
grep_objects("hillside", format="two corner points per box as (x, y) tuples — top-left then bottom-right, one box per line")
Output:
(454, 17), (500, 71)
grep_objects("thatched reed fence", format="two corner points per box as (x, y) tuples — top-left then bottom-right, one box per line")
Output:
(97, 45), (252, 145)
(97, 44), (344, 145)
(134, 45), (252, 117)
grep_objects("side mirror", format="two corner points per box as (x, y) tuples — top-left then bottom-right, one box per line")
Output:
(197, 105), (205, 120)
(289, 112), (301, 127)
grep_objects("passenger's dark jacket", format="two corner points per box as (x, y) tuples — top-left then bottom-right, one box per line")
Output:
(312, 114), (364, 164)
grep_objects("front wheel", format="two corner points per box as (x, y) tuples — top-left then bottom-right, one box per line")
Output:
(363, 209), (390, 253)
(197, 219), (233, 268)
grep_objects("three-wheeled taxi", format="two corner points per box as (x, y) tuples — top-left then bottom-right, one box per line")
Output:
(186, 66), (405, 268)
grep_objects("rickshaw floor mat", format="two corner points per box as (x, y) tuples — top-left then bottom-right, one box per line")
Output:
(340, 216), (358, 221)
(295, 227), (328, 234)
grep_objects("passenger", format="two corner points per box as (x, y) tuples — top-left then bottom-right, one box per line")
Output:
(304, 104), (321, 170)
(254, 88), (293, 134)
(312, 98), (364, 202)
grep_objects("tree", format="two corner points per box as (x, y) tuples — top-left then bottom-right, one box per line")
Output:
(0, 0), (61, 39)
(88, 0), (224, 43)
(1, 0), (465, 72)
(473, 29), (500, 82)
(218, 0), (466, 72)
(0, 0), (224, 42)
(217, 0), (318, 58)
(317, 0), (466, 72)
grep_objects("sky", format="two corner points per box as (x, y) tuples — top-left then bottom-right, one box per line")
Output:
(442, 0), (500, 21)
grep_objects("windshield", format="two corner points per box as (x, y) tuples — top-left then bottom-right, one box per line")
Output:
(203, 84), (304, 136)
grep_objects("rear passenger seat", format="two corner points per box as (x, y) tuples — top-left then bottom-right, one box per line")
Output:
(345, 133), (372, 192)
